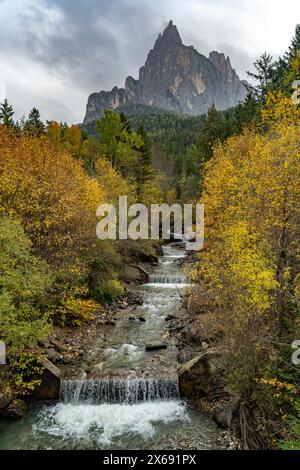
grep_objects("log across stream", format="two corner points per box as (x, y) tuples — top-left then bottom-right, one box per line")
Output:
(0, 244), (222, 450)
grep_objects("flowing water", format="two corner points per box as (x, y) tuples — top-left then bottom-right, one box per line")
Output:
(0, 244), (222, 450)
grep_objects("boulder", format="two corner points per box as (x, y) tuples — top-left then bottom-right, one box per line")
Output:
(121, 266), (148, 284)
(213, 408), (232, 429)
(169, 325), (185, 332)
(119, 302), (128, 310)
(146, 343), (168, 352)
(139, 317), (146, 322)
(178, 348), (227, 397)
(1, 399), (28, 420)
(38, 339), (50, 349)
(33, 358), (63, 400)
(177, 346), (195, 364)
(105, 320), (116, 326)
(0, 371), (14, 411)
(213, 395), (240, 430)
(182, 324), (202, 344)
(51, 339), (65, 353)
(165, 315), (176, 322)
(0, 395), (13, 410)
(46, 348), (60, 362)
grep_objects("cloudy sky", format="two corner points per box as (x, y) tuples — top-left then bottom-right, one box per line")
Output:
(0, 0), (299, 123)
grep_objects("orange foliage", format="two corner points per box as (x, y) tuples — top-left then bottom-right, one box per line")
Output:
(0, 126), (104, 267)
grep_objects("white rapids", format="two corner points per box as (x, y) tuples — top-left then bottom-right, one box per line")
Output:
(34, 400), (189, 446)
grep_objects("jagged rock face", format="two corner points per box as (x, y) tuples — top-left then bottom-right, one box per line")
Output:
(83, 21), (247, 124)
(85, 87), (127, 124)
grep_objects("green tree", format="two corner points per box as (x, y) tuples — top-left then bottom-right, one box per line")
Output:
(285, 24), (300, 62)
(24, 107), (45, 137)
(135, 125), (153, 199)
(97, 110), (123, 168)
(120, 112), (131, 133)
(0, 99), (14, 127)
(247, 53), (276, 102)
(233, 93), (261, 132)
(81, 136), (103, 176)
(97, 109), (143, 181)
(0, 216), (53, 351)
(201, 102), (225, 152)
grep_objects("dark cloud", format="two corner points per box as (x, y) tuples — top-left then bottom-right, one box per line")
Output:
(0, 0), (298, 123)
(18, 0), (162, 89)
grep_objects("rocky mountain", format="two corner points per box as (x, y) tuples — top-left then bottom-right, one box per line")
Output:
(83, 21), (247, 124)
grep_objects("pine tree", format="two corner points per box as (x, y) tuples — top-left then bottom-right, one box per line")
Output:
(233, 93), (261, 132)
(24, 107), (45, 137)
(198, 102), (224, 158)
(138, 125), (152, 167)
(0, 99), (14, 127)
(285, 24), (300, 62)
(136, 125), (153, 198)
(120, 112), (131, 133)
(247, 53), (276, 102)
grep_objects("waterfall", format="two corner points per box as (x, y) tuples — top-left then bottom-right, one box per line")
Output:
(60, 377), (180, 405)
(148, 274), (187, 284)
(162, 246), (186, 258)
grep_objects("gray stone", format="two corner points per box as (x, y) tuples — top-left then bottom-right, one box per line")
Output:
(178, 348), (227, 397)
(51, 340), (65, 353)
(46, 348), (59, 362)
(182, 324), (201, 344)
(213, 396), (240, 430)
(146, 343), (168, 352)
(1, 399), (28, 420)
(165, 315), (176, 322)
(0, 395), (13, 410)
(33, 358), (63, 400)
(169, 325), (185, 332)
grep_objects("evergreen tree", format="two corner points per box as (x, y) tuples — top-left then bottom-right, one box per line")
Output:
(138, 125), (152, 167)
(285, 24), (300, 62)
(0, 99), (14, 127)
(135, 125), (153, 198)
(197, 102), (224, 159)
(97, 110), (123, 168)
(233, 93), (261, 132)
(24, 107), (45, 137)
(179, 103), (226, 200)
(247, 53), (276, 102)
(120, 112), (131, 133)
(14, 121), (21, 136)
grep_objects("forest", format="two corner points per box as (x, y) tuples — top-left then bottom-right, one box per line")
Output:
(0, 24), (299, 450)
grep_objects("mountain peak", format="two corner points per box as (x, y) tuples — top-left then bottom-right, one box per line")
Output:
(84, 22), (247, 124)
(209, 51), (231, 67)
(155, 20), (182, 47)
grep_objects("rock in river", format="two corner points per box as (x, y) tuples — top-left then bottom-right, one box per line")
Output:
(178, 348), (227, 397)
(33, 358), (63, 400)
(165, 315), (176, 322)
(145, 343), (168, 352)
(0, 399), (28, 420)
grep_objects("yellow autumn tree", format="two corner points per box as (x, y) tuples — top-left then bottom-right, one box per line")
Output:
(0, 126), (103, 267)
(0, 125), (112, 326)
(192, 93), (300, 421)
